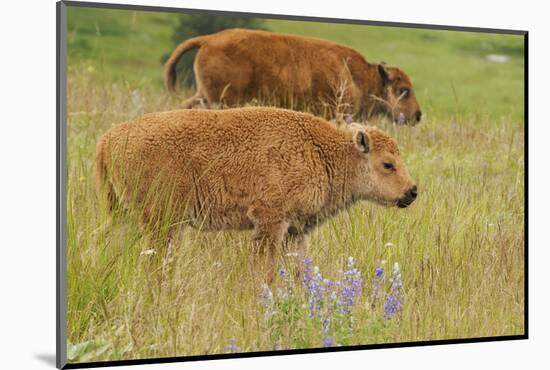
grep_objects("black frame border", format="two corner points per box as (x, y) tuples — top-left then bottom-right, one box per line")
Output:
(56, 1), (529, 368)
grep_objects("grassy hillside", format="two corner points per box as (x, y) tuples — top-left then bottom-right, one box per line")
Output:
(65, 5), (525, 364)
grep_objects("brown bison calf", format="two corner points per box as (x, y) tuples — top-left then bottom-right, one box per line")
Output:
(164, 29), (422, 124)
(96, 107), (417, 282)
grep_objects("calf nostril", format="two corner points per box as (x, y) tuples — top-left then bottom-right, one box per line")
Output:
(409, 185), (418, 198)
(415, 111), (422, 121)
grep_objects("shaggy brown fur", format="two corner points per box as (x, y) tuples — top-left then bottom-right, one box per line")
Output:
(96, 107), (417, 282)
(164, 29), (422, 123)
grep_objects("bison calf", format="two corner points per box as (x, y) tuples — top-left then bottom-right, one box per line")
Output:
(164, 28), (422, 124)
(96, 107), (417, 282)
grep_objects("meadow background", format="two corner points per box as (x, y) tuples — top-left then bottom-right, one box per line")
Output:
(65, 5), (525, 363)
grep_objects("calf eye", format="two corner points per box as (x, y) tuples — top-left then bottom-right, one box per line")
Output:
(400, 88), (410, 97)
(383, 162), (395, 170)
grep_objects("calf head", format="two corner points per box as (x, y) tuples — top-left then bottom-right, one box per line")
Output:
(377, 63), (422, 125)
(352, 126), (417, 208)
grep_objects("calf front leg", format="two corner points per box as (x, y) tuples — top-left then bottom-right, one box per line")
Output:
(247, 204), (288, 284)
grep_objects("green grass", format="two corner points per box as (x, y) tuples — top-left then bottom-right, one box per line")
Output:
(67, 7), (178, 84)
(65, 5), (525, 363)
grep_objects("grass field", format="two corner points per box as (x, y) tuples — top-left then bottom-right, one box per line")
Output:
(65, 6), (525, 363)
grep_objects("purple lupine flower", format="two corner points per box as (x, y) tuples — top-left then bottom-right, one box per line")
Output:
(277, 267), (293, 299)
(319, 314), (334, 347)
(260, 283), (273, 308)
(384, 262), (404, 320)
(303, 257), (338, 345)
(303, 258), (313, 287)
(338, 257), (363, 314)
(306, 265), (326, 318)
(321, 317), (336, 347)
(384, 294), (399, 320)
(321, 336), (335, 347)
(321, 316), (336, 347)
(372, 261), (385, 307)
(225, 338), (238, 353)
(302, 257), (366, 347)
(303, 258), (329, 318)
(398, 112), (406, 125)
(344, 114), (353, 125)
(260, 283), (274, 320)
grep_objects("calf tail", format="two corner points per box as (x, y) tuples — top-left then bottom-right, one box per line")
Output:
(163, 36), (205, 92)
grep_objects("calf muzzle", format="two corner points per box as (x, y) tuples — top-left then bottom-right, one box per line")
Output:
(397, 185), (417, 208)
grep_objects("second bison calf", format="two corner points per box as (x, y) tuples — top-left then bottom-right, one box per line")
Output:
(96, 107), (417, 282)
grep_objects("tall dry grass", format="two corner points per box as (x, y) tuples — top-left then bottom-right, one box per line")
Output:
(66, 65), (524, 362)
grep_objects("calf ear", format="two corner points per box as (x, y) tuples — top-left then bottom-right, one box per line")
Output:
(378, 63), (390, 86)
(354, 131), (370, 154)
